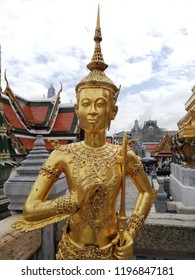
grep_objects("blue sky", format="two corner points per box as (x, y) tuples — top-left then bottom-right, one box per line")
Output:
(1, 0), (195, 136)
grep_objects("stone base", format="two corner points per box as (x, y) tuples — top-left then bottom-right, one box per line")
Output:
(170, 163), (195, 207)
(167, 201), (195, 214)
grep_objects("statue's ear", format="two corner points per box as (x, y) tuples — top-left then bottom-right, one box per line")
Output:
(111, 105), (118, 120)
(74, 104), (78, 117)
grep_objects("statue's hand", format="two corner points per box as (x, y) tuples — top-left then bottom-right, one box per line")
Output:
(112, 231), (134, 260)
(76, 173), (103, 207)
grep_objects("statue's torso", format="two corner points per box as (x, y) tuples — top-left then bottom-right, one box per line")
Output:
(55, 141), (122, 246)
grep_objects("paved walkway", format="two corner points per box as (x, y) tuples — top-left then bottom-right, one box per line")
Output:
(116, 175), (155, 216)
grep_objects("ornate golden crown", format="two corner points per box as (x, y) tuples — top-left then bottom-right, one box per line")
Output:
(75, 6), (120, 103)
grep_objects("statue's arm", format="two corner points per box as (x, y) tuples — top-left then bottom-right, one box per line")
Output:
(126, 150), (157, 239)
(23, 149), (77, 222)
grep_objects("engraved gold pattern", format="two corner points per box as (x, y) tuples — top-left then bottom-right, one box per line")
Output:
(39, 164), (60, 179)
(126, 162), (144, 177)
(127, 213), (145, 238)
(54, 191), (78, 215)
(68, 142), (120, 232)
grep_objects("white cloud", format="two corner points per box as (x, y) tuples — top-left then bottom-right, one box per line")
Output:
(1, 0), (195, 136)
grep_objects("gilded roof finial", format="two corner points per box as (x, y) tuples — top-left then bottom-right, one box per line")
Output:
(76, 5), (120, 101)
(4, 69), (10, 92)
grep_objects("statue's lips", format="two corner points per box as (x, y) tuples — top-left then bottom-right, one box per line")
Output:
(87, 118), (98, 123)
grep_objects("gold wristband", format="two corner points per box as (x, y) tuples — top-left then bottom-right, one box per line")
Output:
(127, 213), (145, 238)
(55, 191), (78, 215)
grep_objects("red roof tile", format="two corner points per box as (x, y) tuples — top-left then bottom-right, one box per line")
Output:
(19, 138), (35, 150)
(30, 106), (50, 124)
(2, 103), (26, 130)
(52, 112), (75, 131)
(16, 101), (34, 122)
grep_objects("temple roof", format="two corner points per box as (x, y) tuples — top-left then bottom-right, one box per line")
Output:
(2, 94), (77, 132)
(153, 134), (172, 156)
(1, 77), (78, 135)
(1, 76), (78, 154)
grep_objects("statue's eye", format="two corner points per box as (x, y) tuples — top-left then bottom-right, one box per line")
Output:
(96, 102), (104, 107)
(81, 101), (90, 107)
(96, 99), (106, 107)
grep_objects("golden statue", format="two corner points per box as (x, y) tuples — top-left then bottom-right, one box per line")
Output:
(13, 7), (157, 260)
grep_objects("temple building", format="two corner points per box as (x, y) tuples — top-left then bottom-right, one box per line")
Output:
(131, 119), (142, 139)
(1, 72), (78, 159)
(152, 134), (172, 168)
(153, 134), (172, 162)
(113, 119), (176, 158)
(170, 84), (195, 208)
(176, 85), (195, 168)
(47, 83), (56, 98)
(141, 120), (164, 156)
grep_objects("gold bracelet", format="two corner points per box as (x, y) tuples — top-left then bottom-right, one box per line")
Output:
(55, 191), (78, 215)
(127, 212), (145, 239)
(126, 162), (143, 177)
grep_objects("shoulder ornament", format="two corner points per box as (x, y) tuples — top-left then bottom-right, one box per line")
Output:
(48, 139), (71, 154)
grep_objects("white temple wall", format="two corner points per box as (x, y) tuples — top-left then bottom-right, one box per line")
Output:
(170, 163), (195, 207)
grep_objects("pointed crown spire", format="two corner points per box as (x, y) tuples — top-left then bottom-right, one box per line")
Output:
(76, 5), (120, 103)
(87, 5), (107, 72)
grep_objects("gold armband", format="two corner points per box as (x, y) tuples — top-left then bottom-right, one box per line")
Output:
(39, 164), (60, 180)
(54, 191), (78, 215)
(126, 162), (143, 177)
(127, 212), (145, 239)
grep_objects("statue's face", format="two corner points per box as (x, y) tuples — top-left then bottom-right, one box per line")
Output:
(75, 88), (117, 133)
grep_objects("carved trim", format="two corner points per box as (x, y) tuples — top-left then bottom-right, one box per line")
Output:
(127, 213), (145, 238)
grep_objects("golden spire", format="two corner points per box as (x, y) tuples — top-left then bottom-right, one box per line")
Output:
(87, 5), (107, 72)
(76, 5), (120, 101)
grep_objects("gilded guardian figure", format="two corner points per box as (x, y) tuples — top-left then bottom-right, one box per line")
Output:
(13, 7), (157, 260)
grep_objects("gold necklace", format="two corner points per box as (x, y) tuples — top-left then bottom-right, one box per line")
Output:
(71, 142), (120, 166)
(70, 142), (121, 183)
